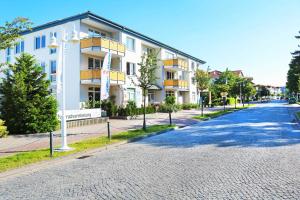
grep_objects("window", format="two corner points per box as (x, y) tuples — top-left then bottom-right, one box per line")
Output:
(15, 43), (20, 54)
(127, 88), (136, 101)
(88, 87), (100, 103)
(49, 32), (57, 54)
(166, 52), (174, 59)
(95, 59), (101, 69)
(50, 61), (56, 73)
(35, 37), (41, 49)
(50, 60), (56, 82)
(15, 41), (24, 54)
(35, 35), (46, 50)
(88, 58), (94, 69)
(142, 46), (154, 55)
(41, 35), (46, 48)
(166, 71), (174, 80)
(40, 62), (46, 73)
(126, 37), (135, 51)
(6, 48), (11, 63)
(88, 29), (107, 38)
(192, 92), (196, 102)
(148, 91), (155, 103)
(166, 91), (174, 97)
(191, 62), (195, 71)
(126, 62), (136, 75)
(192, 77), (196, 85)
(88, 57), (103, 69)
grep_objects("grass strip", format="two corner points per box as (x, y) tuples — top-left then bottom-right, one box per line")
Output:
(0, 124), (175, 173)
(193, 105), (253, 120)
(295, 111), (300, 119)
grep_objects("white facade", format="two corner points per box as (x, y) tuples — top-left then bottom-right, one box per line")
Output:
(0, 12), (205, 110)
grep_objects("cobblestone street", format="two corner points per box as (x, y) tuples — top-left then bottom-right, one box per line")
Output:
(1, 101), (300, 199)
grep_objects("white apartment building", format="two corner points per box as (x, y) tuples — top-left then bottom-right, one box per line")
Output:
(0, 11), (205, 110)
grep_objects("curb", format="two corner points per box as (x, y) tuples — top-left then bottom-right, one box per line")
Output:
(128, 126), (178, 142)
(0, 126), (178, 181)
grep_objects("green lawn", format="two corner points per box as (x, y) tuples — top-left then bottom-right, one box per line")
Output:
(193, 105), (253, 120)
(0, 124), (175, 173)
(295, 111), (300, 119)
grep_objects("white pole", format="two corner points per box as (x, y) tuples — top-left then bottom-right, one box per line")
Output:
(59, 32), (70, 151)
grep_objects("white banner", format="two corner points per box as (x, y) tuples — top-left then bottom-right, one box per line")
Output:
(101, 52), (111, 100)
(58, 109), (101, 121)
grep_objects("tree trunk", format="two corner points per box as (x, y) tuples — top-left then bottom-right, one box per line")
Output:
(169, 112), (172, 126)
(199, 91), (202, 109)
(242, 95), (245, 107)
(201, 99), (204, 117)
(235, 97), (237, 109)
(143, 89), (146, 131)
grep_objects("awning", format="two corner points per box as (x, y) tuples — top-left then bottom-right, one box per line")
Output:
(148, 84), (162, 90)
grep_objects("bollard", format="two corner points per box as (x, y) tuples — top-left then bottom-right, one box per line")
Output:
(107, 121), (111, 141)
(49, 132), (54, 157)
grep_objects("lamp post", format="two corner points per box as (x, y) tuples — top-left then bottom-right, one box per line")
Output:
(48, 25), (79, 151)
(239, 81), (245, 107)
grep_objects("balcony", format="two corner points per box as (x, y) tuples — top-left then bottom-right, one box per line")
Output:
(80, 69), (125, 85)
(164, 80), (188, 90)
(80, 37), (126, 56)
(163, 58), (188, 71)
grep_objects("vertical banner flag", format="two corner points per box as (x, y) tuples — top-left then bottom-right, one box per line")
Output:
(101, 52), (111, 100)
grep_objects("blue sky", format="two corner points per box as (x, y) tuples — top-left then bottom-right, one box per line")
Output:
(1, 0), (300, 86)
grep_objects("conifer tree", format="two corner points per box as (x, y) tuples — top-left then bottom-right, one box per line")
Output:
(0, 53), (58, 134)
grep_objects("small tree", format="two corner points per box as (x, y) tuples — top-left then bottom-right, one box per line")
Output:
(0, 53), (58, 134)
(165, 96), (177, 125)
(0, 17), (32, 50)
(230, 77), (244, 108)
(137, 51), (159, 130)
(194, 68), (211, 116)
(243, 80), (256, 104)
(260, 86), (270, 99)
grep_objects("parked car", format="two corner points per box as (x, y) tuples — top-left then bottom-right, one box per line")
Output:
(288, 97), (297, 104)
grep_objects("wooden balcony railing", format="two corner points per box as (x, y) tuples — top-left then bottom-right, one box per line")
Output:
(80, 69), (125, 82)
(163, 58), (188, 71)
(80, 37), (126, 54)
(164, 79), (188, 88)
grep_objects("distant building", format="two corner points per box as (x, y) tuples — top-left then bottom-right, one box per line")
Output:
(255, 84), (283, 98)
(209, 69), (252, 82)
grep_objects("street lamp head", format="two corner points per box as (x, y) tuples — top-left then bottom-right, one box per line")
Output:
(70, 25), (79, 43)
(48, 34), (59, 48)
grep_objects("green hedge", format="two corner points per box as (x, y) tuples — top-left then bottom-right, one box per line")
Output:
(227, 97), (236, 105)
(182, 103), (198, 110)
(0, 120), (8, 138)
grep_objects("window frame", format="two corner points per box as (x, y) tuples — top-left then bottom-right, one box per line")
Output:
(126, 62), (136, 75)
(127, 88), (136, 101)
(126, 37), (135, 52)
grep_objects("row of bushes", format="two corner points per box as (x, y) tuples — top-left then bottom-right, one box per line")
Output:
(88, 100), (200, 117)
(212, 97), (239, 106)
(100, 100), (157, 118)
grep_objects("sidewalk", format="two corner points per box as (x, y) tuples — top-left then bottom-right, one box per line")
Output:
(0, 106), (232, 157)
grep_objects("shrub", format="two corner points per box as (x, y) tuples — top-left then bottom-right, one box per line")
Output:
(227, 97), (236, 105)
(182, 103), (198, 110)
(116, 102), (156, 117)
(0, 120), (8, 138)
(101, 100), (113, 117)
(212, 98), (223, 106)
(126, 101), (137, 118)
